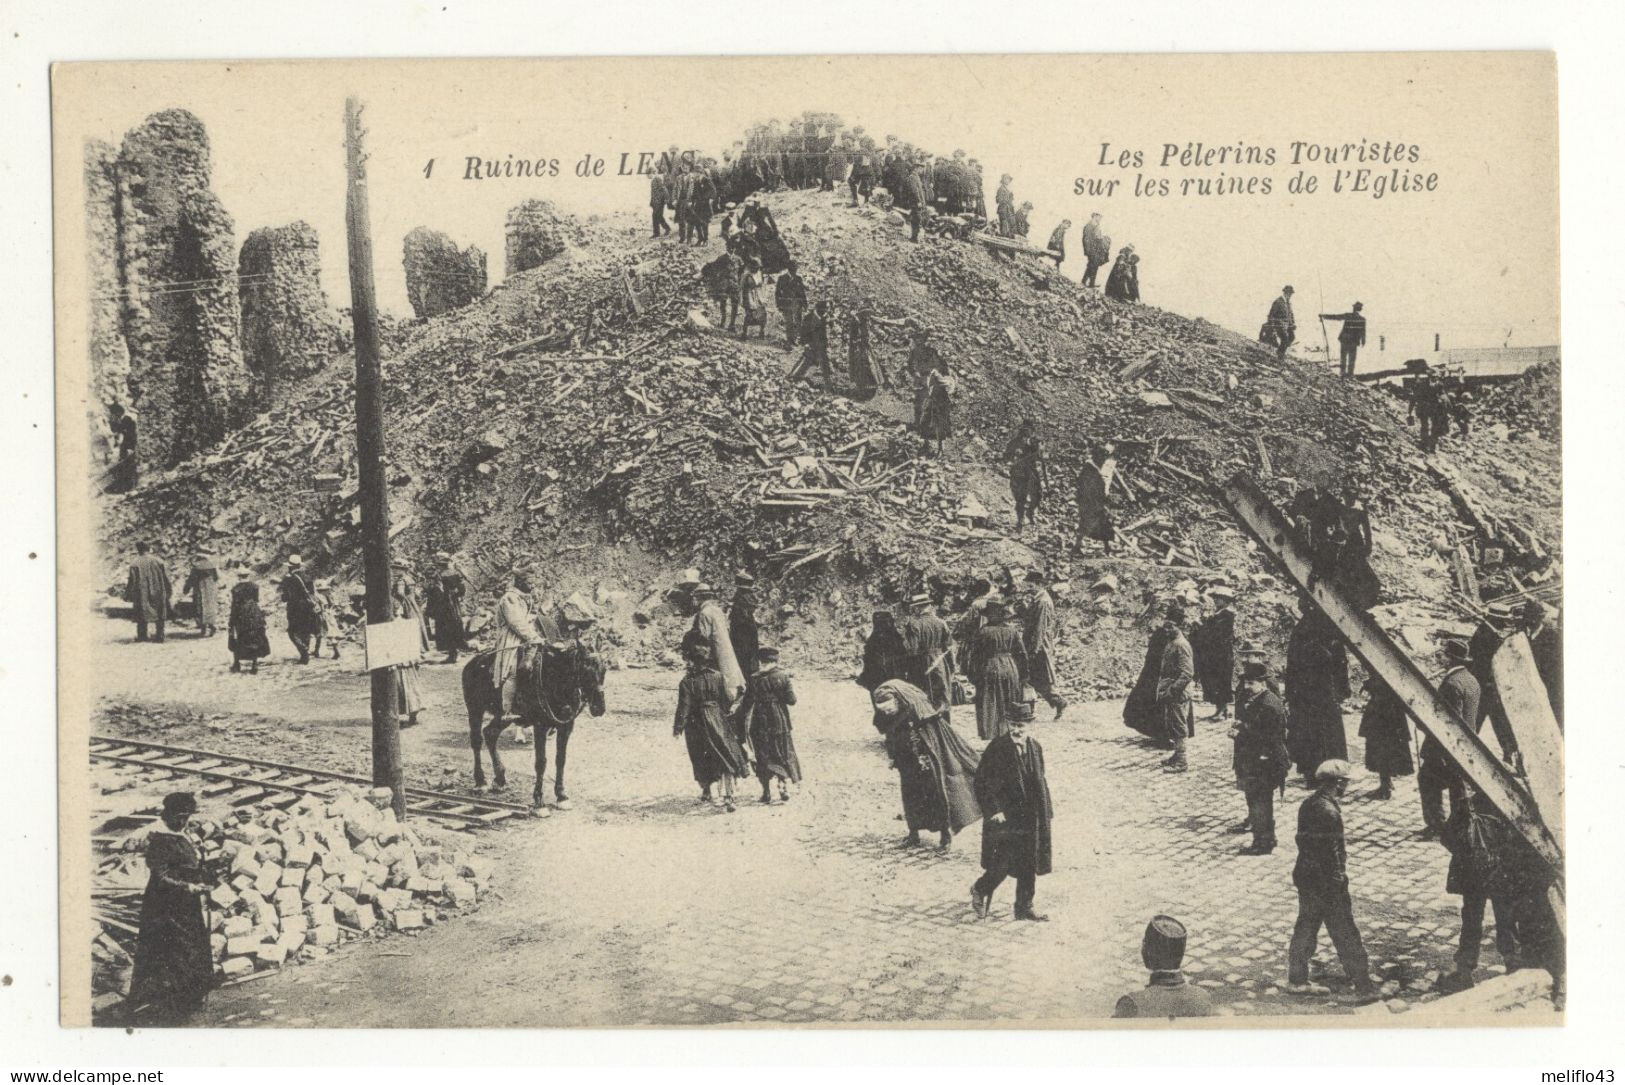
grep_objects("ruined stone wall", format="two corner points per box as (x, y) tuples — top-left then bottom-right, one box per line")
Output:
(239, 221), (341, 389)
(402, 227), (488, 319)
(84, 139), (130, 462)
(503, 199), (570, 277)
(108, 109), (252, 466)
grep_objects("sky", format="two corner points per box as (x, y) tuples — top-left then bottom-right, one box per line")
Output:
(55, 53), (1559, 362)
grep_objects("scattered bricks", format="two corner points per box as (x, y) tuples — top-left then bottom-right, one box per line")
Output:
(251, 900), (280, 933)
(210, 933), (227, 961)
(209, 884), (239, 909)
(256, 943), (289, 966)
(276, 897), (304, 919)
(279, 864), (304, 888)
(219, 956), (254, 979)
(381, 887), (414, 914)
(458, 855), (494, 882)
(375, 813), (404, 845)
(225, 934), (266, 957)
(405, 875), (442, 895)
(366, 786), (395, 810)
(231, 873), (255, 893)
(303, 863), (325, 889)
(222, 915), (253, 938)
(357, 882), (382, 904)
(229, 849), (261, 878)
(253, 862), (282, 897)
(390, 909), (425, 931)
(276, 931), (307, 957)
(366, 861), (390, 885)
(280, 914), (308, 940)
(443, 879), (476, 907)
(259, 840), (285, 866)
(328, 890), (357, 915)
(285, 843), (315, 868)
(340, 868), (364, 893)
(334, 897), (374, 931)
(306, 902), (336, 929)
(303, 881), (330, 906)
(308, 925), (338, 947)
(353, 838), (381, 862)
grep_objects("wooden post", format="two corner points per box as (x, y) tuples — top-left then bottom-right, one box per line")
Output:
(344, 96), (405, 821)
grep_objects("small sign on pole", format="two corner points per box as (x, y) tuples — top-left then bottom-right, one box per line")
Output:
(364, 619), (425, 671)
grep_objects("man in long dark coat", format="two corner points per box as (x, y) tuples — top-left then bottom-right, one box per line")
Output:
(1358, 675), (1414, 799)
(728, 571), (761, 679)
(425, 552), (469, 663)
(774, 260), (808, 351)
(126, 541), (172, 643)
(1192, 585), (1236, 719)
(1021, 570), (1067, 719)
(1418, 638), (1483, 839)
(1319, 302), (1367, 377)
(1284, 601), (1350, 782)
(1158, 604), (1197, 773)
(649, 171), (671, 238)
(278, 555), (321, 664)
(1081, 213), (1110, 288)
(970, 701), (1054, 922)
(898, 592), (955, 717)
(1232, 660), (1291, 855)
(788, 300), (833, 389)
(1003, 420), (1046, 532)
(1266, 285), (1297, 360)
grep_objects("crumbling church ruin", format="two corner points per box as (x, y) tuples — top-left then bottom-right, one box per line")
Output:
(503, 199), (571, 277)
(239, 222), (342, 391)
(402, 227), (488, 319)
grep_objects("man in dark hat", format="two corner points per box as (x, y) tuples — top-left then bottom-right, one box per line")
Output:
(1286, 759), (1378, 1000)
(1081, 212), (1111, 288)
(1266, 285), (1297, 360)
(858, 607), (908, 692)
(970, 701), (1054, 922)
(1113, 915), (1215, 1018)
(1157, 603), (1197, 773)
(126, 541), (172, 643)
(1417, 637), (1481, 839)
(1021, 569), (1068, 720)
(1073, 444), (1115, 555)
(729, 571), (761, 679)
(788, 300), (834, 389)
(1319, 302), (1367, 377)
(1232, 659), (1291, 855)
(1192, 584), (1237, 720)
(898, 591), (955, 716)
(278, 555), (320, 664)
(774, 259), (808, 351)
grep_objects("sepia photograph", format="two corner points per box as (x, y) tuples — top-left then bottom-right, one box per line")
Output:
(49, 51), (1567, 1035)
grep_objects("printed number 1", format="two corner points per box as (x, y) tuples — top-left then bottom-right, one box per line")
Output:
(423, 159), (435, 179)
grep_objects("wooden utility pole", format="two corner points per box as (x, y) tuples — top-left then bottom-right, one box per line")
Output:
(343, 96), (405, 821)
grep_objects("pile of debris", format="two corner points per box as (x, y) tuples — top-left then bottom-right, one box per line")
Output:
(93, 785), (490, 1012)
(403, 226), (489, 319)
(1475, 361), (1560, 439)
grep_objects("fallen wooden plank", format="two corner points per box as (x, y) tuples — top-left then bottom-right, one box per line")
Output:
(548, 377), (586, 405)
(1254, 435), (1273, 478)
(1491, 634), (1564, 846)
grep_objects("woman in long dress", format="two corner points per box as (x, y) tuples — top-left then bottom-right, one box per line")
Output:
(390, 567), (429, 728)
(128, 792), (213, 1023)
(739, 646), (801, 803)
(739, 258), (768, 338)
(674, 640), (750, 811)
(871, 679), (982, 850)
(1358, 675), (1414, 799)
(183, 549), (219, 637)
(227, 576), (271, 674)
(918, 351), (956, 456)
(965, 599), (1029, 741)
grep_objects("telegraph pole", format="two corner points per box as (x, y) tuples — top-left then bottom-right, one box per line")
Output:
(343, 96), (405, 821)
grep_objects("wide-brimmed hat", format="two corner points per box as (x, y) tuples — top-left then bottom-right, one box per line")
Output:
(757, 645), (780, 662)
(908, 592), (931, 607)
(1238, 640), (1266, 658)
(286, 555), (303, 567)
(1240, 661), (1269, 682)
(1005, 701), (1036, 724)
(1165, 602), (1187, 624)
(162, 791), (199, 817)
(692, 583), (718, 599)
(1443, 638), (1472, 663)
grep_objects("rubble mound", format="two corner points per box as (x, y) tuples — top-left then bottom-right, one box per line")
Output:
(1477, 361), (1560, 440)
(504, 198), (575, 275)
(95, 188), (1560, 692)
(403, 226), (489, 319)
(239, 221), (343, 389)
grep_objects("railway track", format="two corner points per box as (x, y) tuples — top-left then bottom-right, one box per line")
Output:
(90, 735), (530, 828)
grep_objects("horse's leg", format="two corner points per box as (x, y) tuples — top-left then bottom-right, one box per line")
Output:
(483, 718), (509, 790)
(469, 699), (487, 789)
(554, 722), (573, 807)
(533, 727), (550, 809)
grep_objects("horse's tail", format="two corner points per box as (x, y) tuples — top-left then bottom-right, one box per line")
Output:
(462, 653), (494, 715)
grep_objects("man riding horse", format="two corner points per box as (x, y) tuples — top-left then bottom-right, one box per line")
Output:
(463, 572), (606, 811)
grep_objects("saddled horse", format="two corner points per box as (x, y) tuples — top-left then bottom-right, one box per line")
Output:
(462, 640), (606, 809)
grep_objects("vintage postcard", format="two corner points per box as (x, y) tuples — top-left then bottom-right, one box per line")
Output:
(53, 53), (1562, 1030)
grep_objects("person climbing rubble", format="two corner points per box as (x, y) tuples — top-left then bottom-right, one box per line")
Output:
(1263, 285), (1297, 360)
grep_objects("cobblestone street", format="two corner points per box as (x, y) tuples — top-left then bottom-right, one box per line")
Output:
(86, 618), (1507, 1028)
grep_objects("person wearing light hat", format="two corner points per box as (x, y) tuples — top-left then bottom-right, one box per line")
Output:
(729, 572), (761, 678)
(898, 591), (956, 719)
(689, 582), (745, 698)
(1416, 636), (1482, 839)
(278, 555), (320, 663)
(1318, 301), (1367, 378)
(1113, 915), (1214, 1018)
(425, 552), (469, 664)
(738, 644), (801, 803)
(128, 792), (212, 1022)
(183, 546), (220, 638)
(1286, 758), (1377, 999)
(1192, 584), (1236, 720)
(971, 700), (1053, 921)
(1232, 659), (1290, 855)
